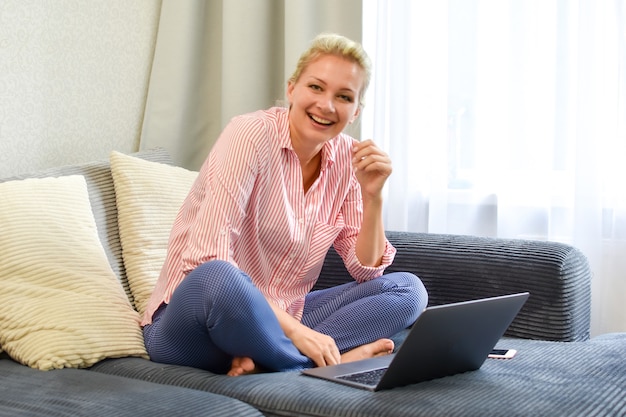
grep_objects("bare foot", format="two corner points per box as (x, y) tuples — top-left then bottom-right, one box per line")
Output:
(227, 356), (259, 377)
(340, 338), (394, 364)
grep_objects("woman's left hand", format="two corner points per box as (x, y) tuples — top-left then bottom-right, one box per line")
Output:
(351, 139), (392, 199)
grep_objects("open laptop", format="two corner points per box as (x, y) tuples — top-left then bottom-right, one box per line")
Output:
(302, 292), (529, 391)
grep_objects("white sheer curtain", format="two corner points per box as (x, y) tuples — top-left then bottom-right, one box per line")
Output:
(140, 0), (362, 171)
(363, 0), (626, 336)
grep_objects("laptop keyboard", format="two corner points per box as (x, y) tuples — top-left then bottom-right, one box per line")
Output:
(337, 367), (388, 386)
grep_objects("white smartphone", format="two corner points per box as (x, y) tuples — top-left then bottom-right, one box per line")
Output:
(488, 348), (517, 359)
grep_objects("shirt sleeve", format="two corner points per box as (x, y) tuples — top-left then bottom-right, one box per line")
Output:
(179, 115), (265, 274)
(333, 175), (396, 283)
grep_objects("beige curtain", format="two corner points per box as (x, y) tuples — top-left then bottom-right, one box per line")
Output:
(139, 0), (363, 170)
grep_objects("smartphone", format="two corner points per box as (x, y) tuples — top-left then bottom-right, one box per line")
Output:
(488, 348), (517, 359)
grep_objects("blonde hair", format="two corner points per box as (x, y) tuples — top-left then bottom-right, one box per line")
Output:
(288, 33), (372, 107)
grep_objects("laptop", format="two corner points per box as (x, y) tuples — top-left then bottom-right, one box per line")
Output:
(301, 292), (529, 391)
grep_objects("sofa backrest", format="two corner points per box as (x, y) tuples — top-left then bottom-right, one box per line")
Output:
(317, 232), (592, 342)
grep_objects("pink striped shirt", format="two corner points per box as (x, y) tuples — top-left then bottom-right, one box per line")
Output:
(142, 107), (396, 325)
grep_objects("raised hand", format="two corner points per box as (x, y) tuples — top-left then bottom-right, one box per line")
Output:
(351, 139), (392, 200)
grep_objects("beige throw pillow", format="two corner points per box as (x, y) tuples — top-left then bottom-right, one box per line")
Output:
(0, 175), (147, 370)
(109, 151), (197, 316)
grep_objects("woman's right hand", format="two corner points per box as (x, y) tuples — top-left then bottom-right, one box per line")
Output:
(287, 322), (341, 367)
(267, 301), (340, 367)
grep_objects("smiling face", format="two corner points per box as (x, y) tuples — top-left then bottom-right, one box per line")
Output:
(287, 54), (364, 151)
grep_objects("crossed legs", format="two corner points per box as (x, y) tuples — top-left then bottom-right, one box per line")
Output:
(143, 260), (428, 374)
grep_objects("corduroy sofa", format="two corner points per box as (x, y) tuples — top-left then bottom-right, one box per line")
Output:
(0, 148), (624, 417)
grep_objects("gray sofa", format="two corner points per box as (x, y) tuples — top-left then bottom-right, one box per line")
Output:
(1, 148), (624, 417)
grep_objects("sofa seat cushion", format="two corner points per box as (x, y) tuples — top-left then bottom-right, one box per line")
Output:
(90, 334), (626, 417)
(0, 357), (263, 417)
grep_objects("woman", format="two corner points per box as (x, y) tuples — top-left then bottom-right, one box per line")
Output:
(142, 33), (428, 376)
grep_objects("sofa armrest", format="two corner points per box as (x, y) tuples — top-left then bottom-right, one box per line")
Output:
(316, 231), (592, 342)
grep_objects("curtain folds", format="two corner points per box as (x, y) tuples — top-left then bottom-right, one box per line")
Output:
(139, 0), (362, 171)
(363, 0), (626, 336)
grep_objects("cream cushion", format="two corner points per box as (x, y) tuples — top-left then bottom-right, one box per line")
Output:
(109, 151), (197, 316)
(0, 175), (147, 370)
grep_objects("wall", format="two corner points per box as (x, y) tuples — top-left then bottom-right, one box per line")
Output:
(0, 1), (161, 177)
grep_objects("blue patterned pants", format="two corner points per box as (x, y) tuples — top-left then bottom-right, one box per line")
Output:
(143, 260), (427, 374)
